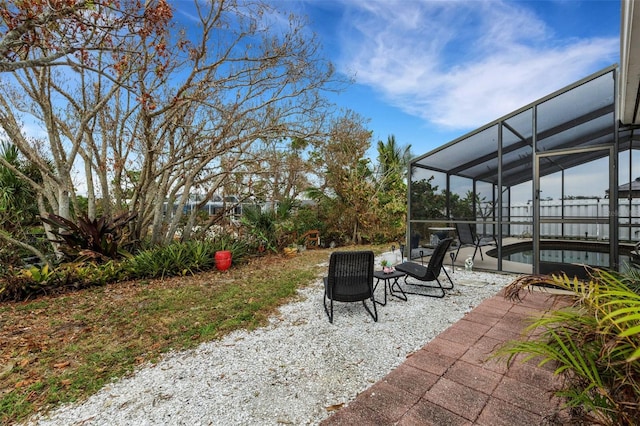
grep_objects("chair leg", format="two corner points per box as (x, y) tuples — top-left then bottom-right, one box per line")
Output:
(323, 291), (333, 323)
(432, 279), (446, 298)
(454, 246), (462, 261)
(324, 292), (377, 323)
(401, 275), (446, 298)
(362, 296), (378, 322)
(441, 267), (454, 289)
(473, 242), (483, 260)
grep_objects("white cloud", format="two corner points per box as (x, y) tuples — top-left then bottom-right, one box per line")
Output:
(334, 0), (619, 130)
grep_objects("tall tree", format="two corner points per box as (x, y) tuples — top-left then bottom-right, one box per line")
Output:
(0, 0), (172, 72)
(377, 134), (411, 191)
(0, 0), (340, 254)
(236, 137), (313, 204)
(375, 134), (412, 241)
(311, 110), (376, 244)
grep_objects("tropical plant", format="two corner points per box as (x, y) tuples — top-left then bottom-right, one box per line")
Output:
(0, 264), (62, 302)
(0, 142), (43, 265)
(374, 135), (411, 243)
(63, 261), (122, 287)
(122, 244), (189, 279)
(19, 264), (54, 283)
(1, 234), (250, 302)
(241, 198), (296, 252)
(376, 134), (411, 192)
(121, 237), (247, 280)
(42, 212), (137, 262)
(241, 205), (277, 252)
(495, 269), (640, 425)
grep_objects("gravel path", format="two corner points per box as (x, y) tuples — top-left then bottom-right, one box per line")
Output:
(26, 259), (516, 426)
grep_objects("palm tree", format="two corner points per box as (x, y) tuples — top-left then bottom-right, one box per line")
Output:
(377, 134), (411, 191)
(0, 142), (37, 229)
(0, 141), (43, 265)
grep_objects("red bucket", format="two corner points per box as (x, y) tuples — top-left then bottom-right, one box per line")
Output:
(215, 250), (232, 271)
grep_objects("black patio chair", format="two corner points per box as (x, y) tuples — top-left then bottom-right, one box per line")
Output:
(395, 238), (454, 298)
(454, 222), (493, 261)
(323, 250), (378, 323)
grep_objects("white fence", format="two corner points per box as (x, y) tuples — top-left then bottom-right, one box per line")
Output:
(490, 199), (640, 242)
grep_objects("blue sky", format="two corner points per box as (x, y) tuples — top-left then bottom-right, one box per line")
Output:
(275, 0), (621, 158)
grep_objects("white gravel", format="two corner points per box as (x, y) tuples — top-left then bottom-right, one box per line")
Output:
(25, 257), (517, 426)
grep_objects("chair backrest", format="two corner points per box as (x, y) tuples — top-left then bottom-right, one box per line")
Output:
(302, 229), (320, 249)
(326, 251), (374, 301)
(427, 238), (453, 276)
(455, 222), (476, 245)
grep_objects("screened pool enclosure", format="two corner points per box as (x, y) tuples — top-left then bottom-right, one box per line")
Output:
(407, 65), (640, 276)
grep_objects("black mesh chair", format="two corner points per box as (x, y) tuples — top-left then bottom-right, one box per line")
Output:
(395, 238), (454, 298)
(323, 251), (378, 323)
(454, 222), (492, 261)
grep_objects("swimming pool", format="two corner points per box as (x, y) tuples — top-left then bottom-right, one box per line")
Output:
(486, 240), (635, 276)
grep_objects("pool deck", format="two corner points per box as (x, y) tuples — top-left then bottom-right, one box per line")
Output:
(320, 286), (573, 425)
(415, 238), (534, 275)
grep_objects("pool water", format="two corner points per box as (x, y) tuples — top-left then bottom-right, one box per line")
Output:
(503, 248), (628, 268)
(488, 241), (633, 269)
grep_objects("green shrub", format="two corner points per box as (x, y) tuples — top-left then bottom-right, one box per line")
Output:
(122, 245), (179, 279)
(0, 262), (125, 302)
(291, 206), (325, 236)
(183, 240), (215, 271)
(122, 237), (248, 280)
(1, 235), (251, 302)
(496, 269), (640, 425)
(241, 199), (297, 252)
(58, 261), (122, 287)
(213, 236), (249, 263)
(0, 268), (56, 301)
(41, 212), (137, 262)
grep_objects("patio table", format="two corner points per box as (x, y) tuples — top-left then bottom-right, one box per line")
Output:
(373, 270), (407, 305)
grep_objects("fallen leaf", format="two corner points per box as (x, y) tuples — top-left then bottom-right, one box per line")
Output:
(53, 361), (71, 369)
(325, 403), (344, 412)
(60, 379), (72, 386)
(15, 379), (37, 388)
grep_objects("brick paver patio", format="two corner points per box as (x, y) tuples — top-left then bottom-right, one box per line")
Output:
(321, 289), (572, 425)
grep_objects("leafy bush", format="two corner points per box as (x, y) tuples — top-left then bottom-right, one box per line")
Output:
(122, 237), (248, 280)
(1, 235), (250, 302)
(241, 199), (297, 252)
(58, 261), (122, 287)
(0, 262), (122, 302)
(42, 212), (137, 262)
(0, 266), (58, 301)
(122, 244), (195, 279)
(19, 264), (55, 283)
(291, 206), (325, 237)
(496, 269), (640, 425)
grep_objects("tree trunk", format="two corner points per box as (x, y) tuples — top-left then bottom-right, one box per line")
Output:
(84, 157), (96, 219)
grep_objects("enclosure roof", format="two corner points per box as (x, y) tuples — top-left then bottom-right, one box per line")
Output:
(620, 0), (640, 125)
(412, 65), (625, 188)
